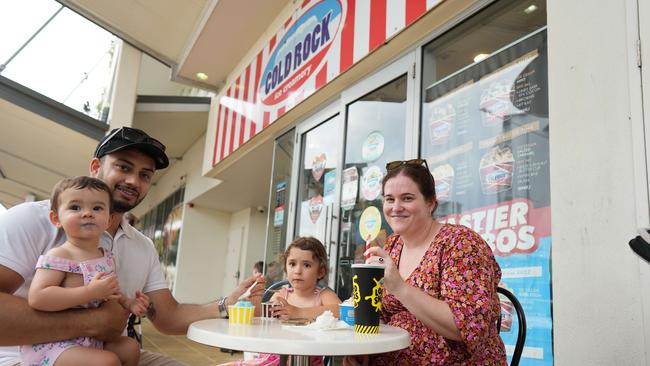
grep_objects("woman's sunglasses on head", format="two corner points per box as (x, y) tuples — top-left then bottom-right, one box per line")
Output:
(386, 159), (430, 172)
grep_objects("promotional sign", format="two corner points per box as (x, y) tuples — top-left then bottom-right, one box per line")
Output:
(359, 206), (381, 242)
(273, 205), (285, 227)
(424, 31), (552, 365)
(212, 0), (445, 165)
(341, 167), (359, 210)
(260, 0), (343, 106)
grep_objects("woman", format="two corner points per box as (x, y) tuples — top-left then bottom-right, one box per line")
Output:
(345, 159), (506, 365)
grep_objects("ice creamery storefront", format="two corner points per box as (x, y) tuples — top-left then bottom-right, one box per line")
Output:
(202, 0), (650, 364)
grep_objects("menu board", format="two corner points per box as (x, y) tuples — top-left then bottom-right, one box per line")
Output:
(422, 31), (552, 365)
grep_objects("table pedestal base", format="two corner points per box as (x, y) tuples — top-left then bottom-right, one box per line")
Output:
(291, 355), (311, 366)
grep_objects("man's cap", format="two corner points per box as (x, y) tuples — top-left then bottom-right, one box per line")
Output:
(94, 127), (169, 169)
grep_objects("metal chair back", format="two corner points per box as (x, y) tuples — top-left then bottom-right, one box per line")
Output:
(497, 287), (526, 366)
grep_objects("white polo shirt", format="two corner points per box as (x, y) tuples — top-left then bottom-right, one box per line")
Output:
(0, 200), (168, 364)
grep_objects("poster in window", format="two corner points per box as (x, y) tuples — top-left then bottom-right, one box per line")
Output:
(423, 31), (552, 365)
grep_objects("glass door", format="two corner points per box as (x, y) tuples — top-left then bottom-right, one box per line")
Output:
(290, 104), (342, 286)
(335, 53), (416, 300)
(263, 129), (295, 285)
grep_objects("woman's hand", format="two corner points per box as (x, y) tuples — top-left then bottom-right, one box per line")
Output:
(271, 297), (300, 320)
(343, 355), (369, 366)
(365, 246), (405, 295)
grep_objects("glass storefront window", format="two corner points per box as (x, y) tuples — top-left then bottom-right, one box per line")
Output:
(294, 115), (341, 241)
(420, 1), (550, 365)
(0, 0), (117, 121)
(264, 129), (295, 285)
(336, 75), (408, 300)
(141, 187), (185, 291)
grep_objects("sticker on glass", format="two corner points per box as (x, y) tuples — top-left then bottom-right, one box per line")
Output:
(308, 195), (324, 223)
(311, 153), (327, 181)
(361, 131), (385, 162)
(361, 166), (383, 201)
(324, 170), (336, 197)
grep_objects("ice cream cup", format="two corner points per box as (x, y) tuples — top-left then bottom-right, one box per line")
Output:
(339, 303), (355, 326)
(228, 301), (255, 325)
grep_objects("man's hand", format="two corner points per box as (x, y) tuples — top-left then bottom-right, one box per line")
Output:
(226, 274), (266, 306)
(89, 299), (129, 341)
(87, 273), (121, 301)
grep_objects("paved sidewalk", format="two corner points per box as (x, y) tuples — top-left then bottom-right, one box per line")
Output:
(141, 318), (242, 365)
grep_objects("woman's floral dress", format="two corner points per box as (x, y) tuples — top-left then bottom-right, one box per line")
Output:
(370, 224), (507, 365)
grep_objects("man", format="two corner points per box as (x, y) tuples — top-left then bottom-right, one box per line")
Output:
(0, 127), (265, 365)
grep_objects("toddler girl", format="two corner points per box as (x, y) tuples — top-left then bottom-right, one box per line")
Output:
(221, 237), (341, 366)
(21, 176), (149, 366)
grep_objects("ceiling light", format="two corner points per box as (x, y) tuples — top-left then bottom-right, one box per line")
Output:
(473, 53), (489, 63)
(195, 72), (209, 81)
(524, 5), (538, 14)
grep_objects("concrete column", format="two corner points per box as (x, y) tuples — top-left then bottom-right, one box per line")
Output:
(106, 41), (141, 129)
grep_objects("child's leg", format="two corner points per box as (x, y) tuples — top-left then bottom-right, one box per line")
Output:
(104, 336), (140, 366)
(54, 346), (120, 366)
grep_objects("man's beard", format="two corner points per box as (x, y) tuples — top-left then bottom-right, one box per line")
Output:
(95, 170), (143, 213)
(112, 197), (137, 213)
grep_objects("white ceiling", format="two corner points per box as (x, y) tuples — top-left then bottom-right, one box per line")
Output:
(190, 137), (273, 212)
(0, 97), (98, 207)
(0, 0), (286, 210)
(60, 0), (288, 91)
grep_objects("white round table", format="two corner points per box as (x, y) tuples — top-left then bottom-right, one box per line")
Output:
(187, 318), (410, 365)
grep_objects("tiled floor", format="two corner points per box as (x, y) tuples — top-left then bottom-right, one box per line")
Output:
(141, 318), (243, 365)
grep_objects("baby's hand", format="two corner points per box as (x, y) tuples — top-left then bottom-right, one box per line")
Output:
(87, 272), (120, 301)
(129, 291), (150, 317)
(271, 297), (299, 320)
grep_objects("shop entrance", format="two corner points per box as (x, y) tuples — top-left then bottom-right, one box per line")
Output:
(290, 105), (342, 285)
(334, 52), (417, 299)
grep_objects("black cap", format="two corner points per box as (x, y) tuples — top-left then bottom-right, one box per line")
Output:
(94, 127), (169, 169)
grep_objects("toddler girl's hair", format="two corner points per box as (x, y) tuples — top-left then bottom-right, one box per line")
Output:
(282, 237), (329, 280)
(50, 176), (112, 213)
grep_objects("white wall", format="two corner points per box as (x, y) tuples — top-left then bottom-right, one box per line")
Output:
(241, 208), (267, 279)
(173, 205), (230, 303)
(548, 0), (650, 364)
(133, 133), (219, 216)
(222, 209), (251, 294)
(220, 207), (268, 294)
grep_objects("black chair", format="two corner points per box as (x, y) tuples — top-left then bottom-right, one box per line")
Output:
(262, 279), (333, 366)
(262, 279), (290, 302)
(497, 287), (526, 366)
(629, 228), (650, 263)
(126, 314), (142, 347)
